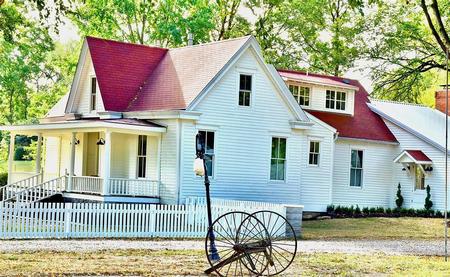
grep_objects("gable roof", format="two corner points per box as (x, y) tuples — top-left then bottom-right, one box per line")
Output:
(369, 99), (450, 152)
(127, 37), (251, 111)
(394, 150), (432, 165)
(86, 37), (168, 112)
(277, 69), (397, 143)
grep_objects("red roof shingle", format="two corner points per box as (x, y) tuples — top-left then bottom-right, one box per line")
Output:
(278, 69), (397, 143)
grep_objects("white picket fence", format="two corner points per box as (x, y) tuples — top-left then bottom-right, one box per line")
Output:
(0, 198), (286, 239)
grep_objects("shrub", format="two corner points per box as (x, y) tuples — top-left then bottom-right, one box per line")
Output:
(369, 207), (377, 214)
(362, 207), (370, 215)
(326, 205), (335, 213)
(395, 183), (404, 208)
(376, 207), (385, 214)
(0, 172), (7, 187)
(424, 185), (433, 210)
(436, 210), (443, 218)
(385, 208), (392, 215)
(354, 205), (361, 215)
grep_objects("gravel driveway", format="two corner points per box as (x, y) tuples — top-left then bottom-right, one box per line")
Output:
(0, 239), (445, 256)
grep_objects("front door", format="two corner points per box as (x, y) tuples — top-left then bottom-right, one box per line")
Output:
(85, 132), (99, 177)
(411, 165), (426, 209)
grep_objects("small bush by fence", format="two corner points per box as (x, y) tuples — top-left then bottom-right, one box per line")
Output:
(0, 198), (287, 239)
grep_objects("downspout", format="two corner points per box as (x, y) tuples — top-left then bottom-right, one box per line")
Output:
(176, 119), (183, 204)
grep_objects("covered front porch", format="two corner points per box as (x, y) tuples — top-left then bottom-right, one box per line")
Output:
(2, 119), (166, 203)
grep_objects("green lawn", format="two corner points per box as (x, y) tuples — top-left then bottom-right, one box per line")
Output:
(0, 160), (34, 173)
(302, 217), (444, 240)
(0, 249), (449, 276)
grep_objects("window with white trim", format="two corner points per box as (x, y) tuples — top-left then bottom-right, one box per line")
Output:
(289, 84), (310, 106)
(198, 130), (215, 177)
(309, 141), (320, 165)
(137, 135), (147, 178)
(326, 90), (346, 111)
(350, 150), (363, 187)
(270, 137), (286, 181)
(239, 74), (252, 106)
(90, 77), (97, 111)
(415, 165), (425, 190)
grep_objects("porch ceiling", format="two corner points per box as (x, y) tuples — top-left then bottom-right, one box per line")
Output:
(0, 118), (166, 136)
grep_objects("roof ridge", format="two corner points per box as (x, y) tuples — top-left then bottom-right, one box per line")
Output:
(370, 98), (427, 107)
(86, 36), (168, 50)
(171, 35), (252, 51)
(277, 68), (355, 81)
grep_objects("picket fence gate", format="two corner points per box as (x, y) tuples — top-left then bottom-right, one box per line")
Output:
(0, 198), (286, 239)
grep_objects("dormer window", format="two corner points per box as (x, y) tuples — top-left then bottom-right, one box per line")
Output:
(289, 84), (310, 106)
(90, 77), (97, 111)
(239, 74), (252, 106)
(326, 90), (346, 111)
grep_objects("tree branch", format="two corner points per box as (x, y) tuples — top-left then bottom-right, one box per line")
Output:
(420, 0), (447, 53)
(430, 0), (450, 50)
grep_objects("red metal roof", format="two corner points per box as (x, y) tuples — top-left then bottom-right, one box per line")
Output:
(86, 37), (168, 112)
(278, 69), (397, 143)
(406, 150), (432, 162)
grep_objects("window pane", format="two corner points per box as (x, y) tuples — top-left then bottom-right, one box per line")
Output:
(279, 138), (286, 159)
(270, 159), (277, 180)
(205, 156), (213, 177)
(355, 169), (362, 186)
(271, 138), (279, 158)
(277, 160), (285, 180)
(240, 74), (252, 91)
(91, 77), (97, 95)
(206, 132), (214, 154)
(244, 91), (251, 106)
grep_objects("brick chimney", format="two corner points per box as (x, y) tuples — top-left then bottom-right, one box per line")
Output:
(435, 87), (450, 114)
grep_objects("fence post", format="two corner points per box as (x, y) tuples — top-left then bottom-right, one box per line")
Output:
(0, 202), (3, 239)
(64, 203), (73, 237)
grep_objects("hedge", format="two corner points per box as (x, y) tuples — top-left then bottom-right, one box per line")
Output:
(326, 204), (443, 218)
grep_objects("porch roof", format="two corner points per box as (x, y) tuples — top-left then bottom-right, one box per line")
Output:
(0, 118), (166, 135)
(394, 150), (432, 165)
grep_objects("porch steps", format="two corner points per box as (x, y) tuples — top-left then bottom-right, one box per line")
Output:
(1, 176), (65, 204)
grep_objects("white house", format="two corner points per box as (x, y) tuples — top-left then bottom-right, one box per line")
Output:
(1, 35), (448, 212)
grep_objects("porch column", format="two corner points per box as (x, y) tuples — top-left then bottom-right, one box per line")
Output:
(102, 130), (112, 195)
(35, 133), (42, 175)
(7, 133), (15, 185)
(67, 132), (77, 192)
(156, 133), (162, 195)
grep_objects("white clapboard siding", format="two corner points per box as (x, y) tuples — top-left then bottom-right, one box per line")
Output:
(0, 199), (286, 239)
(179, 49), (334, 210)
(332, 139), (396, 208)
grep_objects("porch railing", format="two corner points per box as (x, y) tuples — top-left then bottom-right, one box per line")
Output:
(6, 176), (65, 203)
(1, 172), (43, 201)
(109, 178), (159, 197)
(72, 176), (103, 194)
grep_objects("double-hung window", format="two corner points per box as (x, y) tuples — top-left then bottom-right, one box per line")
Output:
(289, 84), (310, 106)
(198, 130), (215, 177)
(350, 150), (363, 187)
(326, 90), (346, 111)
(239, 74), (252, 106)
(137, 135), (147, 178)
(309, 141), (320, 166)
(90, 77), (97, 111)
(270, 137), (286, 181)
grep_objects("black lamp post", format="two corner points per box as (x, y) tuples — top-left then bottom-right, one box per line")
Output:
(195, 133), (219, 261)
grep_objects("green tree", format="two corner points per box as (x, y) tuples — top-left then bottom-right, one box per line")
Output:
(367, 0), (449, 103)
(424, 185), (433, 210)
(0, 3), (54, 125)
(70, 0), (215, 47)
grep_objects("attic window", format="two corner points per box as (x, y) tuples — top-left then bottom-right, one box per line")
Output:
(289, 84), (310, 106)
(239, 74), (252, 106)
(326, 90), (346, 111)
(91, 77), (97, 111)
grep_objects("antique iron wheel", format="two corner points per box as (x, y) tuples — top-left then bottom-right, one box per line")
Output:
(249, 210), (297, 276)
(205, 211), (271, 276)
